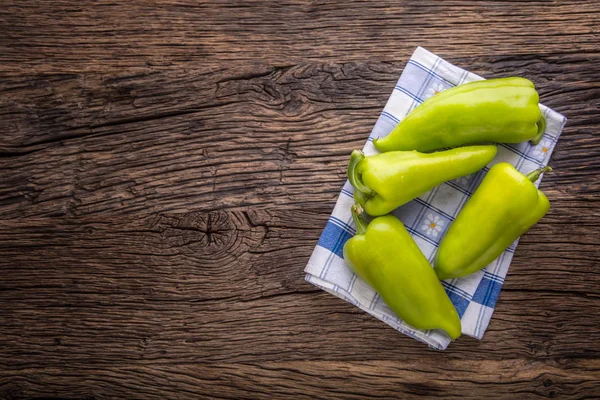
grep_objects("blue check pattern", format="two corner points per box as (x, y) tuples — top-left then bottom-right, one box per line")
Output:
(304, 47), (567, 350)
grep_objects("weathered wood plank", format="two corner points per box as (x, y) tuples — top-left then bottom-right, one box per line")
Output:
(0, 0), (598, 73)
(2, 358), (600, 399)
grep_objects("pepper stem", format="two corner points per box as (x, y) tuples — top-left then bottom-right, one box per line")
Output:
(351, 204), (368, 235)
(347, 150), (374, 199)
(526, 166), (552, 183)
(531, 114), (547, 145)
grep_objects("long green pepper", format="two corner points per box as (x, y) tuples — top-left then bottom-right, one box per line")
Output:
(374, 77), (546, 153)
(435, 163), (552, 280)
(348, 145), (497, 216)
(343, 205), (462, 340)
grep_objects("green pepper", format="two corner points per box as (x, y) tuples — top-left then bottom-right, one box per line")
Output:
(435, 163), (552, 280)
(374, 77), (547, 153)
(348, 145), (497, 216)
(343, 204), (462, 340)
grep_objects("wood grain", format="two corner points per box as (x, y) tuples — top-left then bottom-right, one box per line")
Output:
(0, 0), (599, 73)
(2, 359), (600, 400)
(1, 0), (599, 399)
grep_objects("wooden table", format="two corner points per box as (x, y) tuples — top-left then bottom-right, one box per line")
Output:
(1, 1), (599, 399)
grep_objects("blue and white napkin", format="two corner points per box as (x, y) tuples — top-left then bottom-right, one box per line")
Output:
(304, 47), (567, 350)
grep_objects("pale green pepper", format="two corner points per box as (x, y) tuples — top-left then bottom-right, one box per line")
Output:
(435, 163), (552, 280)
(374, 77), (546, 153)
(348, 145), (497, 216)
(344, 205), (462, 339)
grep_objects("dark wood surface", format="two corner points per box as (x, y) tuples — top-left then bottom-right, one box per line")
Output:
(1, 1), (599, 399)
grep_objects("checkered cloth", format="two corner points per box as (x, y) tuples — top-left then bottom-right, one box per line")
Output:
(304, 47), (567, 350)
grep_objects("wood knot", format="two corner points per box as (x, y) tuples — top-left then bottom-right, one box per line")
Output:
(153, 212), (236, 256)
